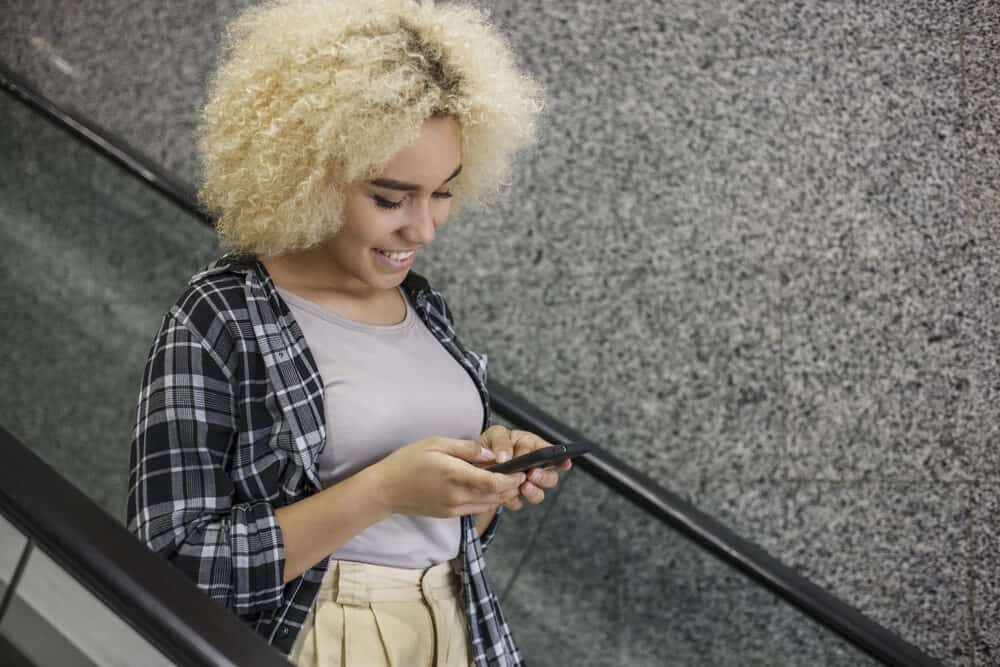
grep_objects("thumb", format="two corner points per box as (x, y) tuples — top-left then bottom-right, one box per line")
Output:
(436, 438), (497, 464)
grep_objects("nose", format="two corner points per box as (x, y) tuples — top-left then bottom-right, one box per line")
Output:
(401, 199), (437, 245)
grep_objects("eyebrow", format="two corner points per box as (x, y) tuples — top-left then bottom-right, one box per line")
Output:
(369, 164), (462, 192)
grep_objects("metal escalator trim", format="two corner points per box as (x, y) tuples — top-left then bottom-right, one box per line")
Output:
(0, 60), (208, 225)
(488, 380), (943, 667)
(0, 426), (291, 667)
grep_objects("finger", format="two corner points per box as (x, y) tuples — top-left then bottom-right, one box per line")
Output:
(500, 487), (520, 503)
(520, 482), (545, 504)
(461, 468), (525, 495)
(492, 471), (527, 493)
(450, 488), (509, 513)
(527, 468), (560, 489)
(503, 496), (524, 511)
(439, 438), (496, 464)
(482, 425), (516, 463)
(511, 431), (551, 457)
(556, 458), (573, 471)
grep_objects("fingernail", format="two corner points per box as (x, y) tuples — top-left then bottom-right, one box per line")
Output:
(497, 450), (511, 463)
(480, 448), (496, 460)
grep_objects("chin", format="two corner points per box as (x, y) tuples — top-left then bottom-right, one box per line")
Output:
(369, 272), (408, 290)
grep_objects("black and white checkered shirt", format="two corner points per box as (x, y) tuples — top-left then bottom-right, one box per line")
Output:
(127, 254), (523, 665)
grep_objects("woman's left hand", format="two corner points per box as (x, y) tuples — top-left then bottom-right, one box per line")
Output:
(479, 425), (572, 510)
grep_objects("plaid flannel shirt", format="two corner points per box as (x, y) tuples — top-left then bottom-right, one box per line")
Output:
(127, 254), (524, 665)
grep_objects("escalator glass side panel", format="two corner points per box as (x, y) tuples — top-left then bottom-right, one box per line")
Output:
(0, 631), (36, 667)
(489, 469), (883, 667)
(0, 514), (27, 600)
(0, 90), (219, 522)
(0, 542), (174, 666)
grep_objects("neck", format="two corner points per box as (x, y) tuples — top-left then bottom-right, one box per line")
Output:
(260, 247), (379, 303)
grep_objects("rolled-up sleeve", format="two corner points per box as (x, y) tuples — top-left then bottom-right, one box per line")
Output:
(127, 313), (285, 616)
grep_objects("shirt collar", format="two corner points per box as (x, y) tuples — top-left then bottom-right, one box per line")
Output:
(191, 253), (431, 302)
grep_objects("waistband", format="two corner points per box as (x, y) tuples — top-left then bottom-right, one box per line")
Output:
(318, 559), (462, 606)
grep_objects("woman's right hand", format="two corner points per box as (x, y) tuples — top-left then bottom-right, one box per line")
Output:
(369, 437), (526, 518)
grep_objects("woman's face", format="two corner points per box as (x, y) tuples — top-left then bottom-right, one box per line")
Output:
(320, 116), (462, 296)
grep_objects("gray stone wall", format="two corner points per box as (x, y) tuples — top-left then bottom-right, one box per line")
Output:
(2, 1), (998, 665)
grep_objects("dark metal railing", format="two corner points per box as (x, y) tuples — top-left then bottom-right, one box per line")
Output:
(0, 60), (205, 222)
(488, 382), (940, 667)
(0, 427), (290, 667)
(0, 62), (943, 667)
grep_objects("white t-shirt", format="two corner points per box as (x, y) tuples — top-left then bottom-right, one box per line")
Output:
(277, 287), (484, 568)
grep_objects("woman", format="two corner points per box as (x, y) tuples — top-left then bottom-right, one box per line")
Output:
(126, 1), (565, 665)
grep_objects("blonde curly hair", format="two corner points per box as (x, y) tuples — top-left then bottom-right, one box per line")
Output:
(197, 0), (543, 255)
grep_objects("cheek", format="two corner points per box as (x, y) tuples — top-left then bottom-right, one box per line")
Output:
(339, 204), (395, 248)
(435, 201), (454, 226)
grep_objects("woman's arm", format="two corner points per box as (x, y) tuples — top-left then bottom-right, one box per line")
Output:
(130, 313), (525, 601)
(130, 312), (524, 604)
(274, 467), (388, 584)
(127, 313), (286, 616)
(277, 437), (524, 583)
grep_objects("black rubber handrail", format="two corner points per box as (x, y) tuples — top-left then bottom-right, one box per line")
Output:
(0, 427), (290, 667)
(488, 382), (941, 667)
(0, 60), (206, 223)
(0, 62), (943, 667)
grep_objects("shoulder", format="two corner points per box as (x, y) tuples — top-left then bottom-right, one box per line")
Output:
(168, 254), (256, 342)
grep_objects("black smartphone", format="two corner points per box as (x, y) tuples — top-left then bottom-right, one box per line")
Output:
(486, 442), (591, 475)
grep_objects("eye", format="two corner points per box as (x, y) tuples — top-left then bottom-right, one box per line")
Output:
(372, 194), (403, 210)
(432, 191), (453, 200)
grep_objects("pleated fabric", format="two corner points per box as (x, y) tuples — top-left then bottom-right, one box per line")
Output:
(289, 559), (474, 667)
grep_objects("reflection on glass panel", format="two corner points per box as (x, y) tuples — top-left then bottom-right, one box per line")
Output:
(0, 513), (27, 598)
(0, 91), (219, 521)
(489, 470), (880, 667)
(0, 546), (174, 667)
(0, 630), (37, 667)
(2, 590), (98, 667)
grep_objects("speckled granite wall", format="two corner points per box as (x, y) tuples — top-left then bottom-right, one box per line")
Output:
(2, 1), (998, 665)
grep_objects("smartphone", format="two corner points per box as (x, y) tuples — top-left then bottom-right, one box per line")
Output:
(486, 442), (591, 475)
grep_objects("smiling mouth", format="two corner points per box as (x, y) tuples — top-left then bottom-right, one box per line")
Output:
(374, 248), (417, 261)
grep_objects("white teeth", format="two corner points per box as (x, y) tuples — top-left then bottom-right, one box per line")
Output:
(377, 249), (415, 261)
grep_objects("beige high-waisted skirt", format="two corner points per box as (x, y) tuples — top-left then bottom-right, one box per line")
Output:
(289, 559), (474, 667)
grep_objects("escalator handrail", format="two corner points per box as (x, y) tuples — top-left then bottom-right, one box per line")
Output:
(0, 61), (942, 667)
(489, 382), (941, 667)
(0, 60), (205, 223)
(0, 427), (291, 667)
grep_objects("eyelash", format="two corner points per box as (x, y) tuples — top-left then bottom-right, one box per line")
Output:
(372, 192), (453, 210)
